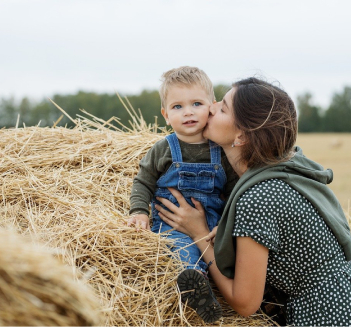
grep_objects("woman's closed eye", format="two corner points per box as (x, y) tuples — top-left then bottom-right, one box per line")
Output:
(220, 102), (226, 112)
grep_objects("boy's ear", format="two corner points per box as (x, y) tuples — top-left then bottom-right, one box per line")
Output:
(161, 108), (169, 125)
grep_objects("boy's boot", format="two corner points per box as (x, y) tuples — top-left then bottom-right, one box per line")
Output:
(177, 269), (222, 323)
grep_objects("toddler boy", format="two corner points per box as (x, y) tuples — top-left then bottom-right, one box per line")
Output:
(128, 66), (237, 323)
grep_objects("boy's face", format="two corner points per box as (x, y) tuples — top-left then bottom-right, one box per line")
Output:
(161, 84), (211, 143)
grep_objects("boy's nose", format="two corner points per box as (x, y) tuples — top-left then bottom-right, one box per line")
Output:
(183, 106), (194, 115)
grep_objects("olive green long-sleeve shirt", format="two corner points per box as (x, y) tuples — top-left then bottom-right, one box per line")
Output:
(129, 138), (238, 216)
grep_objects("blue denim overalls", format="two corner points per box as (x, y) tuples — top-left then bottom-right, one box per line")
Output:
(151, 133), (227, 272)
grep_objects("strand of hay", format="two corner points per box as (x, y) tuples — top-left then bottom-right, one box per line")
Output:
(0, 227), (102, 326)
(0, 104), (277, 326)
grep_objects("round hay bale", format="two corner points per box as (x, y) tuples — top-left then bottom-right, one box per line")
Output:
(0, 227), (102, 326)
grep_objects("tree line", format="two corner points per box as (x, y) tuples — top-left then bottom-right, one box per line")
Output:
(1, 84), (351, 132)
(297, 87), (351, 132)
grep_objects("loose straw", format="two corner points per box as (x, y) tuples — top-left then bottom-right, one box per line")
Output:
(0, 100), (278, 326)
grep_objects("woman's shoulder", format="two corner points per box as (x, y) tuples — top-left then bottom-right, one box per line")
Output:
(235, 178), (300, 225)
(233, 179), (288, 252)
(238, 178), (298, 202)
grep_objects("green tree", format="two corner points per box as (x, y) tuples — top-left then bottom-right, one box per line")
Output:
(0, 97), (18, 128)
(323, 87), (351, 132)
(31, 100), (54, 127)
(127, 90), (162, 125)
(213, 84), (230, 102)
(297, 93), (322, 132)
(18, 97), (33, 126)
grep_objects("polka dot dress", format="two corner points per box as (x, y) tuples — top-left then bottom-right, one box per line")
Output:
(233, 179), (351, 326)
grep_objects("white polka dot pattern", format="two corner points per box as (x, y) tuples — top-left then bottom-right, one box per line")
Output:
(232, 179), (351, 326)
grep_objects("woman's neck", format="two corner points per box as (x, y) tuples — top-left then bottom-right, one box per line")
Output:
(222, 146), (248, 177)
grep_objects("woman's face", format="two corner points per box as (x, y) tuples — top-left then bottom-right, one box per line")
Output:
(203, 87), (238, 147)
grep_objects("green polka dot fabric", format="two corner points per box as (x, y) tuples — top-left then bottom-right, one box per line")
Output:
(233, 179), (351, 326)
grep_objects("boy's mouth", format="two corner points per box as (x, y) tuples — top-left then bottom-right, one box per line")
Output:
(183, 120), (197, 125)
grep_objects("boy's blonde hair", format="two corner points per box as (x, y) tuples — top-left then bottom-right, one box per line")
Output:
(159, 66), (215, 108)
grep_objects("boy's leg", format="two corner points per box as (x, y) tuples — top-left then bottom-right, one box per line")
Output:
(172, 235), (207, 272)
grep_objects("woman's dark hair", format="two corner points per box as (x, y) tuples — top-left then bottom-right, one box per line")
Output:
(232, 77), (297, 168)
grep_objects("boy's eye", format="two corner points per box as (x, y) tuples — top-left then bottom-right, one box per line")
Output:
(173, 104), (182, 109)
(193, 102), (202, 107)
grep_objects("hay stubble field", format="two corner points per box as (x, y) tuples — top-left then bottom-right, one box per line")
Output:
(296, 133), (351, 214)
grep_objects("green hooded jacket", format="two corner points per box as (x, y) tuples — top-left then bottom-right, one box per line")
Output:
(214, 146), (351, 279)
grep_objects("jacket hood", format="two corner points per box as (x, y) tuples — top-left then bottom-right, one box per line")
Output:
(285, 146), (333, 185)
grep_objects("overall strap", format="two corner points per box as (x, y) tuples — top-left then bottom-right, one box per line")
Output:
(165, 133), (183, 162)
(209, 141), (221, 164)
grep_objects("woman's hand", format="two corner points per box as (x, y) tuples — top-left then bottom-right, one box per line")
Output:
(206, 226), (218, 246)
(155, 188), (209, 241)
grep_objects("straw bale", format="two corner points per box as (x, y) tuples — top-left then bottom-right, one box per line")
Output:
(0, 107), (277, 326)
(0, 226), (102, 326)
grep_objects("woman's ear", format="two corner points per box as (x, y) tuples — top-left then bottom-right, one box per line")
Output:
(238, 133), (247, 144)
(161, 108), (170, 125)
(233, 133), (247, 147)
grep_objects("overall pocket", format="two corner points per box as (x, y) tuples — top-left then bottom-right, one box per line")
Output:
(178, 170), (215, 193)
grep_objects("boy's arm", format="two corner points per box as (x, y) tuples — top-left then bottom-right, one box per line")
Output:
(129, 150), (159, 216)
(128, 152), (159, 230)
(129, 139), (172, 227)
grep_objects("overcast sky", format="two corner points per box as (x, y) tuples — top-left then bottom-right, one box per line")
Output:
(1, 0), (350, 108)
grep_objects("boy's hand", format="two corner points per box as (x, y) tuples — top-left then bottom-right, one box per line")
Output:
(127, 213), (151, 230)
(206, 226), (218, 245)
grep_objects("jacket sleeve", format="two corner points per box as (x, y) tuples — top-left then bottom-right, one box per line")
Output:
(129, 139), (171, 215)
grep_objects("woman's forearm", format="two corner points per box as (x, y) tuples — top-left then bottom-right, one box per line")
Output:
(193, 236), (266, 317)
(198, 239), (233, 290)
(193, 237), (237, 310)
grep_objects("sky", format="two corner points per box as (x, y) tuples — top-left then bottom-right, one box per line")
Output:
(1, 0), (351, 108)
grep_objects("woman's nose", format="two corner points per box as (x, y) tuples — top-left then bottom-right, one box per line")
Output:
(209, 102), (217, 115)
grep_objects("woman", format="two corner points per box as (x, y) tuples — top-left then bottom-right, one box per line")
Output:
(155, 77), (351, 326)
